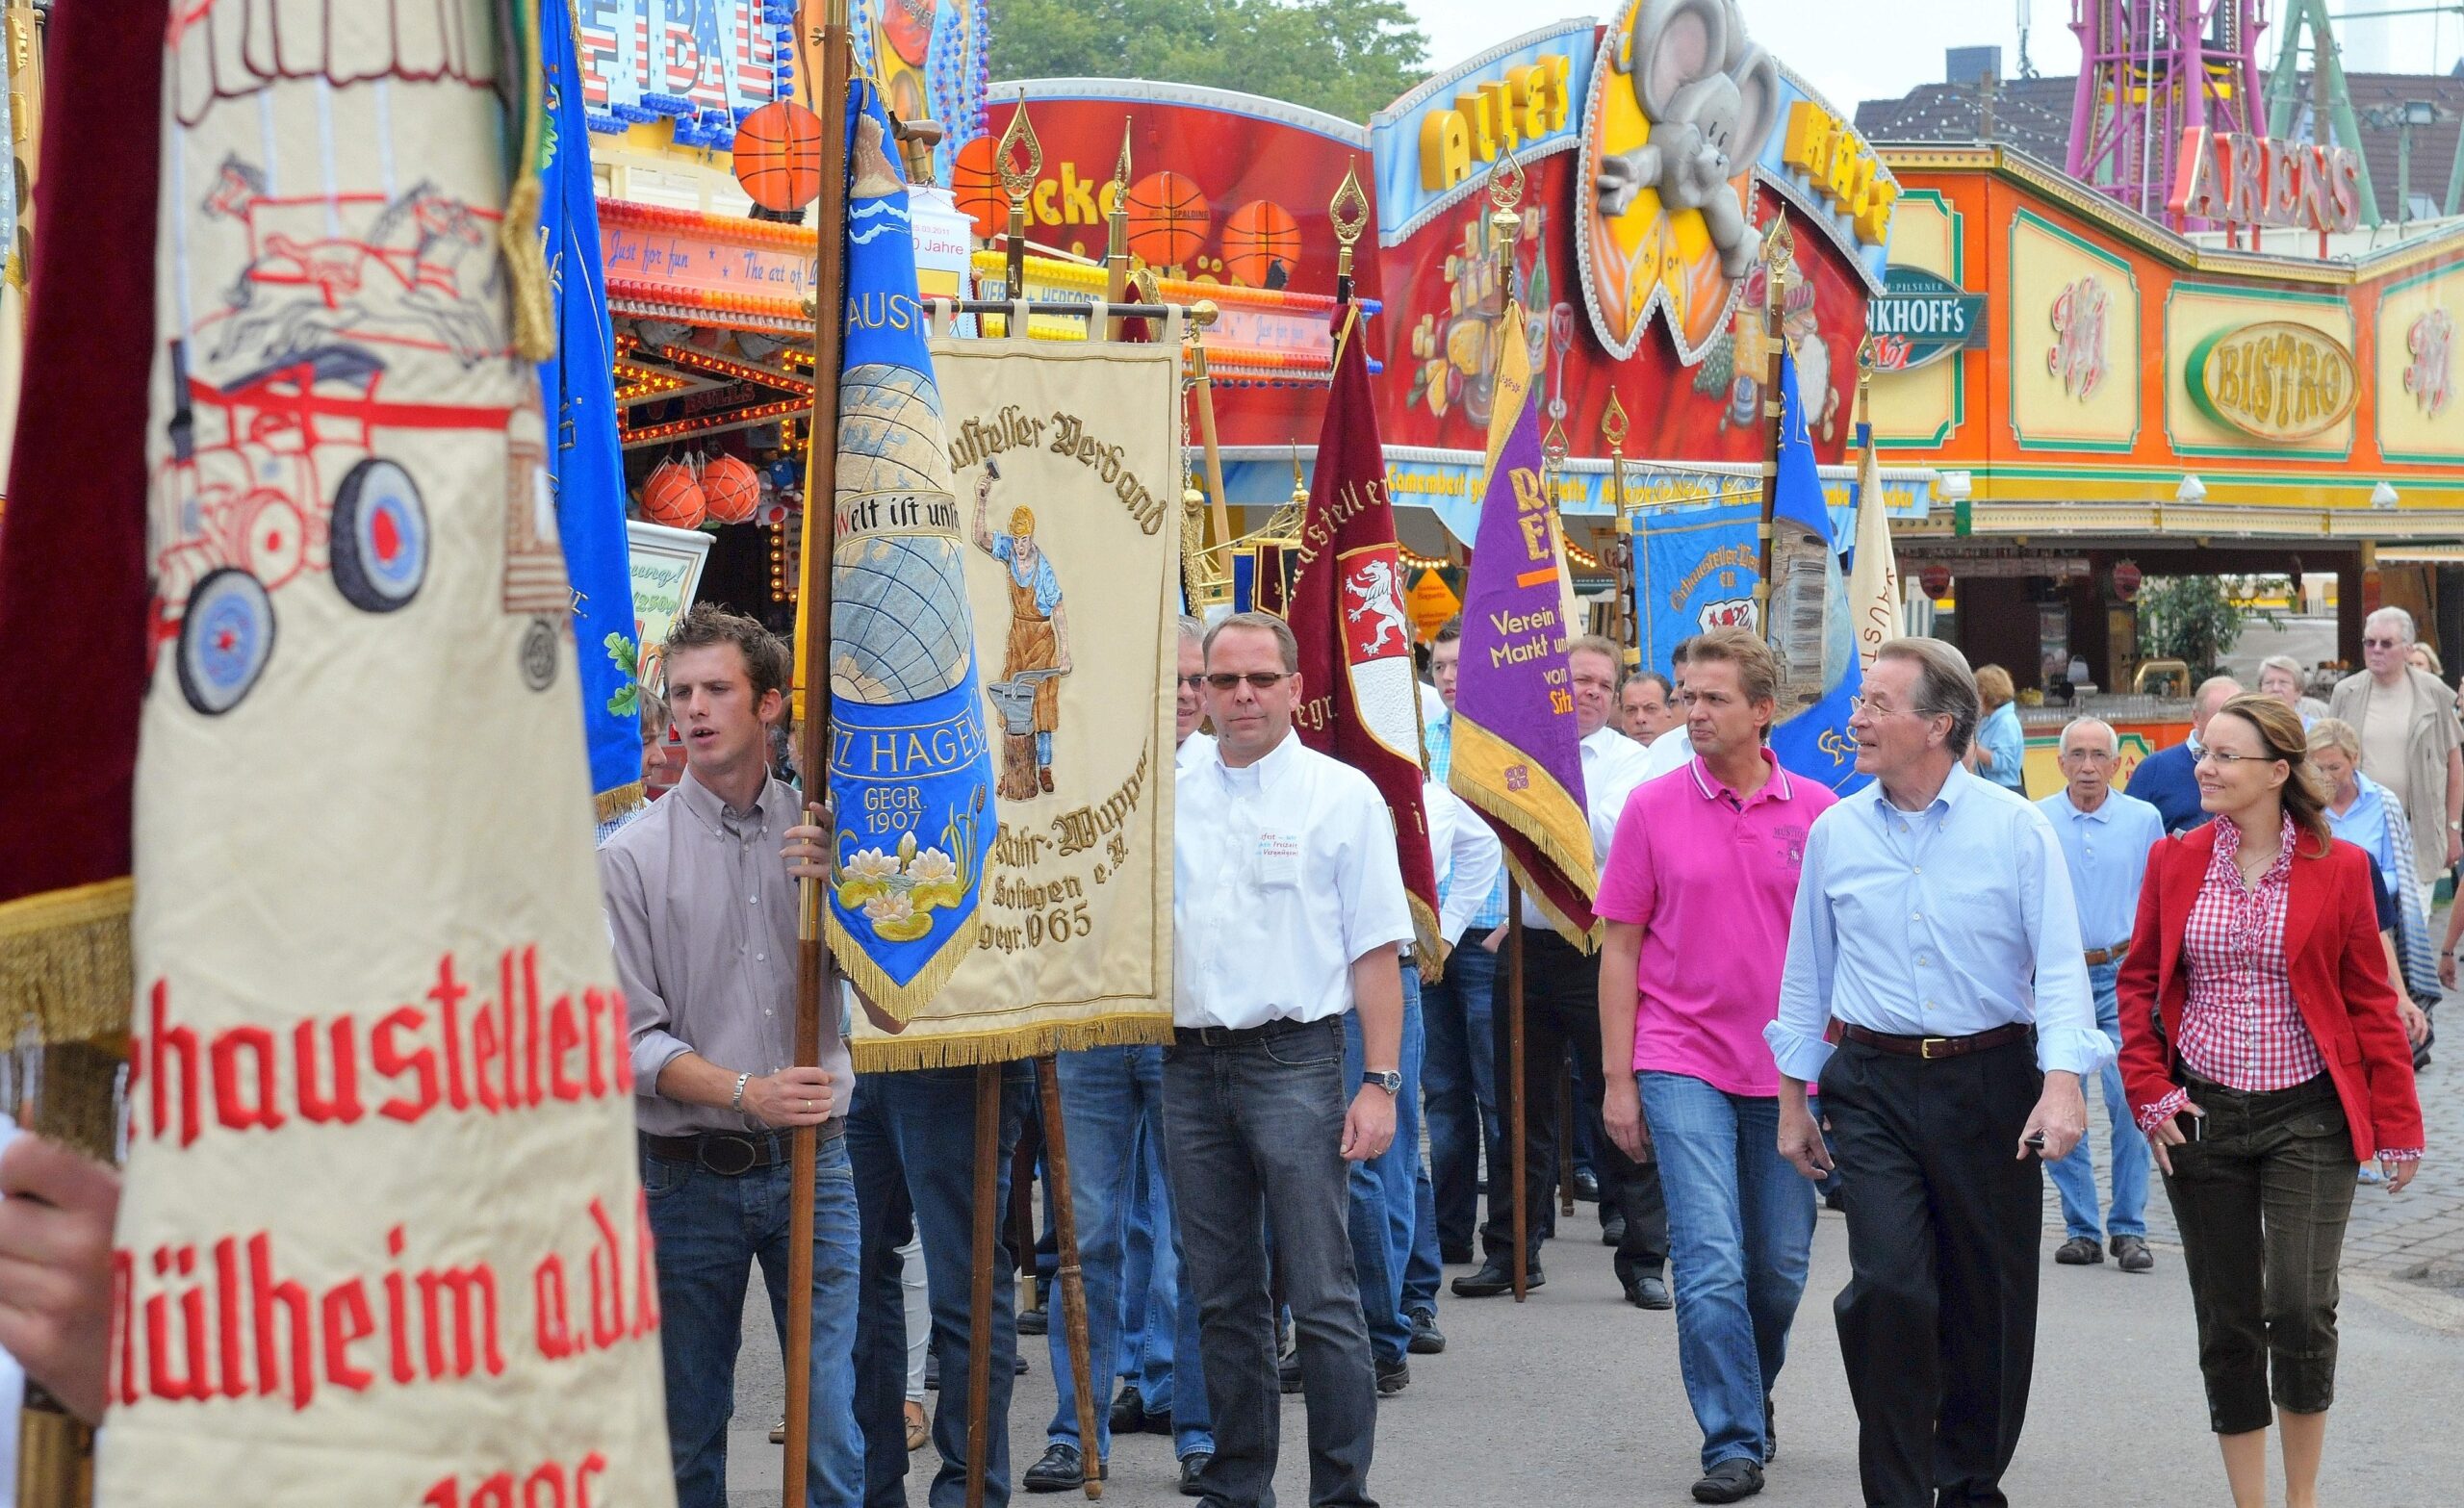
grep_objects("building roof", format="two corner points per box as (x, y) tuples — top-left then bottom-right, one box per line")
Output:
(1855, 71), (2464, 224)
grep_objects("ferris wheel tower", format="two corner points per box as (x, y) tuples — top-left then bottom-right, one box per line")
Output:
(2066, 0), (2269, 217)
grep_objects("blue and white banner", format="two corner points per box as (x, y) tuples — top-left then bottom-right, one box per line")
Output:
(822, 79), (998, 1018)
(1768, 351), (1867, 795)
(542, 0), (643, 811)
(1630, 498), (1760, 681)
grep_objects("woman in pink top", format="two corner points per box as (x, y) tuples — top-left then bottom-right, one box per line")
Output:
(2118, 693), (2424, 1508)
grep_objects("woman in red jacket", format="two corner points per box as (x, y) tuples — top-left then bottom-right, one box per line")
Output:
(2118, 693), (2425, 1508)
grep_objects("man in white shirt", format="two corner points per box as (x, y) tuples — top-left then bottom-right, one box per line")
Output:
(1454, 635), (1669, 1305)
(1642, 640), (1698, 780)
(1167, 611), (1412, 1508)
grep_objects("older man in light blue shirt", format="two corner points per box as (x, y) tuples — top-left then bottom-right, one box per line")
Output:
(1766, 638), (2104, 1508)
(2036, 716), (2166, 1274)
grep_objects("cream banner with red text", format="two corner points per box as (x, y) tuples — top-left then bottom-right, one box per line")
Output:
(849, 334), (1179, 1068)
(99, 7), (675, 1504)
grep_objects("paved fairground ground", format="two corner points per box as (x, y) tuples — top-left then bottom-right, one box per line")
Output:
(721, 976), (2464, 1505)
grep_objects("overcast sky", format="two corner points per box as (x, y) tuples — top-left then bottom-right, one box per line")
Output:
(1400, 1), (2464, 114)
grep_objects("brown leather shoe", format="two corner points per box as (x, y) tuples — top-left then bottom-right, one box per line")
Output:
(2054, 1236), (2104, 1265)
(905, 1400), (929, 1451)
(2112, 1235), (2155, 1272)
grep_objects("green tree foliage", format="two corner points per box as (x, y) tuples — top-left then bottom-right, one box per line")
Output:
(988, 0), (1428, 125)
(2138, 575), (2286, 683)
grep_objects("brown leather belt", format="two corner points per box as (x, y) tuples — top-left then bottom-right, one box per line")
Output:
(2083, 940), (2132, 967)
(1837, 1021), (2035, 1061)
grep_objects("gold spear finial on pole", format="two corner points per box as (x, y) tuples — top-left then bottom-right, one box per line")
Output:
(995, 95), (1041, 324)
(1330, 161), (1369, 300)
(1604, 392), (1636, 657)
(1105, 117), (1132, 340)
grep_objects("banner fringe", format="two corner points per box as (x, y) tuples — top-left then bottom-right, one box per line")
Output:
(827, 912), (982, 1027)
(0, 880), (136, 1045)
(593, 780), (645, 826)
(499, 0), (555, 362)
(850, 1012), (1175, 1073)
(1409, 895), (1447, 982)
(1498, 853), (1600, 953)
(1447, 718), (1600, 895)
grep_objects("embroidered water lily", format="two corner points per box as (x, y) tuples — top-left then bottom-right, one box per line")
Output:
(907, 848), (958, 885)
(862, 888), (933, 942)
(844, 848), (903, 882)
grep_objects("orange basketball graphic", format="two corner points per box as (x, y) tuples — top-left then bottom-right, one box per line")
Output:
(1221, 200), (1300, 289)
(1125, 171), (1210, 268)
(951, 134), (1004, 240)
(701, 454), (763, 524)
(642, 459), (708, 530)
(732, 101), (827, 213)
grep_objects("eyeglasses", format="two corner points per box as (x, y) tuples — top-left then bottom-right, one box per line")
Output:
(2194, 748), (2278, 767)
(1847, 696), (1903, 718)
(2363, 637), (2405, 649)
(1205, 672), (1292, 690)
(1177, 674), (1208, 689)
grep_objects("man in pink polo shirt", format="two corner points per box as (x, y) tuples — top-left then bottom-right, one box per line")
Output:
(1597, 626), (1835, 1505)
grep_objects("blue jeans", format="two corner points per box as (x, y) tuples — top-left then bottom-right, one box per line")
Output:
(1043, 1044), (1214, 1461)
(1638, 1074), (1816, 1473)
(1343, 966), (1424, 1364)
(643, 1131), (863, 1508)
(2049, 962), (2150, 1240)
(1164, 1016), (1377, 1507)
(851, 1065), (1033, 1508)
(1419, 933), (1501, 1254)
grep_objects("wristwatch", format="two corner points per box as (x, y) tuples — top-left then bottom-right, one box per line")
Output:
(1361, 1069), (1403, 1096)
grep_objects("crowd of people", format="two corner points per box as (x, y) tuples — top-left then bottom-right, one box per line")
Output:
(0, 603), (2434, 1508)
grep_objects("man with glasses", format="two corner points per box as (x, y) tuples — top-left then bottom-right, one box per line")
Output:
(2127, 675), (2239, 834)
(2328, 605), (2464, 915)
(1769, 637), (2102, 1508)
(1455, 635), (1668, 1307)
(1168, 610), (1412, 1508)
(2037, 718), (2165, 1274)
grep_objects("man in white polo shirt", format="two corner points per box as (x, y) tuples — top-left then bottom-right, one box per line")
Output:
(1166, 610), (1412, 1508)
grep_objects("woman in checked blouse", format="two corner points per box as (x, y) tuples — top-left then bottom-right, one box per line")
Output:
(2118, 693), (2425, 1508)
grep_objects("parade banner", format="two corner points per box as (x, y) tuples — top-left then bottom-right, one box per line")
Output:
(1767, 350), (1867, 795)
(1630, 493), (1761, 680)
(0, 0), (38, 511)
(1448, 303), (1597, 945)
(541, 0), (643, 814)
(1846, 413), (1900, 677)
(101, 8), (676, 1503)
(1286, 309), (1443, 967)
(849, 333), (1180, 1068)
(821, 81), (998, 1019)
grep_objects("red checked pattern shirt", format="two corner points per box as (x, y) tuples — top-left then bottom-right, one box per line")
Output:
(2138, 817), (2422, 1158)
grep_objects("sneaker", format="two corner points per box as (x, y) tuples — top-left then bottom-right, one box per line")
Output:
(1406, 1308), (1446, 1355)
(2053, 1235), (2104, 1265)
(2112, 1235), (2156, 1272)
(1021, 1443), (1084, 1494)
(1373, 1355), (1410, 1395)
(1690, 1457), (1764, 1503)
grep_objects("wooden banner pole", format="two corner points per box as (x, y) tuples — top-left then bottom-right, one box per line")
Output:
(964, 1063), (1003, 1508)
(1036, 1057), (1107, 1498)
(1506, 883), (1528, 1303)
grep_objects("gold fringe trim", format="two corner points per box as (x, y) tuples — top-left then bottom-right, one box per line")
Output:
(1409, 895), (1447, 983)
(499, 0), (555, 363)
(1446, 716), (1601, 898)
(851, 1012), (1176, 1073)
(594, 780), (645, 825)
(827, 909), (982, 1026)
(1498, 852), (1600, 954)
(0, 880), (135, 1045)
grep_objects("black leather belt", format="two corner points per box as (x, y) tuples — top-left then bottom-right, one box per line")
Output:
(1837, 1021), (2035, 1061)
(642, 1123), (841, 1176)
(1174, 1015), (1340, 1050)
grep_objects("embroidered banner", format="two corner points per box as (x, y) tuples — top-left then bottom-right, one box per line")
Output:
(1768, 348), (1867, 795)
(822, 80), (999, 1018)
(100, 6), (675, 1502)
(850, 332), (1179, 1068)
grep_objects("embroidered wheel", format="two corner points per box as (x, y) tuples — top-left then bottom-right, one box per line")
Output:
(240, 495), (309, 590)
(176, 568), (275, 715)
(330, 457), (427, 613)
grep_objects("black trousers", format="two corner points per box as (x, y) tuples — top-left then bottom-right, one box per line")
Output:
(1478, 929), (1667, 1281)
(1820, 1036), (2042, 1508)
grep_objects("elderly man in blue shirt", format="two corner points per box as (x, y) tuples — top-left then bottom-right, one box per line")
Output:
(2036, 716), (2167, 1274)
(1768, 637), (2105, 1508)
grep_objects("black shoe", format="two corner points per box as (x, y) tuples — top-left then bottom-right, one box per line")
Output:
(2054, 1235), (2104, 1265)
(1022, 1443), (1084, 1494)
(1407, 1308), (1446, 1355)
(1601, 1212), (1628, 1247)
(1374, 1355), (1410, 1395)
(1762, 1394), (1776, 1464)
(1624, 1274), (1673, 1311)
(1278, 1349), (1302, 1393)
(1450, 1258), (1541, 1297)
(1017, 1304), (1049, 1336)
(1690, 1457), (1764, 1503)
(1178, 1452), (1211, 1497)
(1822, 1186), (1845, 1212)
(1573, 1168), (1602, 1201)
(2112, 1235), (2156, 1272)
(1109, 1384), (1151, 1436)
(1015, 1352), (1030, 1376)
(1439, 1240), (1475, 1265)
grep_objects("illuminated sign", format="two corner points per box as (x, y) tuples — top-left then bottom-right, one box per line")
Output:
(2169, 129), (2363, 241)
(1777, 99), (1895, 247)
(577, 0), (788, 145)
(1866, 267), (1985, 372)
(2186, 320), (2358, 442)
(1370, 23), (1598, 245)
